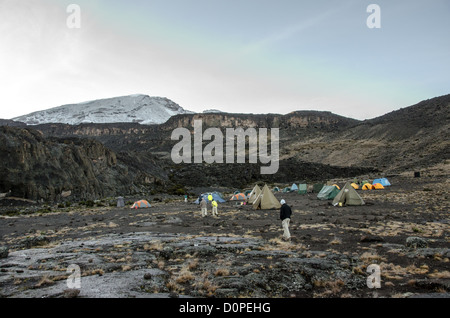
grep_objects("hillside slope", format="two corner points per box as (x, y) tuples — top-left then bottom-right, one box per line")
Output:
(282, 94), (450, 173)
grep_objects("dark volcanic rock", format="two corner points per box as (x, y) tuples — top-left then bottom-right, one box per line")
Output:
(0, 126), (139, 201)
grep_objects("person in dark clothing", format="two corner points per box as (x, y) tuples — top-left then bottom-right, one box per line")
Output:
(279, 199), (292, 241)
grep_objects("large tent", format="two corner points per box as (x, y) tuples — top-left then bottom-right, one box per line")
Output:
(317, 185), (340, 200)
(332, 182), (365, 206)
(253, 185), (281, 210)
(247, 184), (262, 204)
(195, 192), (226, 204)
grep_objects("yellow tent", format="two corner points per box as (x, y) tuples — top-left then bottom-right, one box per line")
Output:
(373, 183), (385, 190)
(351, 183), (359, 189)
(362, 183), (373, 190)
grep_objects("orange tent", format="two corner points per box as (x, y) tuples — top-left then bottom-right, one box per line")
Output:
(230, 193), (246, 201)
(131, 200), (151, 209)
(373, 183), (385, 190)
(362, 183), (373, 190)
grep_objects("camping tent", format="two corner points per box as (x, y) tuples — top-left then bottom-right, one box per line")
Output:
(373, 183), (385, 190)
(230, 193), (246, 201)
(273, 187), (280, 192)
(313, 184), (324, 193)
(362, 183), (373, 190)
(282, 187), (291, 193)
(317, 185), (340, 200)
(290, 183), (299, 192)
(131, 200), (151, 209)
(247, 185), (262, 204)
(253, 185), (281, 210)
(373, 178), (391, 187)
(351, 183), (359, 190)
(333, 182), (365, 206)
(195, 192), (226, 204)
(298, 184), (307, 194)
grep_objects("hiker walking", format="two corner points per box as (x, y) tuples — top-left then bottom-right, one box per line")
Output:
(211, 200), (218, 216)
(279, 199), (292, 241)
(200, 197), (208, 217)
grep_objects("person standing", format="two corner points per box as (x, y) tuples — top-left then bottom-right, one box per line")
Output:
(211, 200), (218, 216)
(279, 199), (292, 241)
(200, 197), (208, 217)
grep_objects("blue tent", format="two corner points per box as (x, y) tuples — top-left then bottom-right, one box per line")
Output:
(373, 178), (391, 187)
(194, 192), (226, 204)
(290, 183), (299, 191)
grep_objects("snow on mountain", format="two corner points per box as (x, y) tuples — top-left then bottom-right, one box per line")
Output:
(13, 94), (194, 125)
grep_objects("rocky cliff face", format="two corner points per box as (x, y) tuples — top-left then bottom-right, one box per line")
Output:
(0, 126), (141, 201)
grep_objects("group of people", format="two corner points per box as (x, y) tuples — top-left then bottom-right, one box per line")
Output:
(198, 193), (293, 242)
(199, 194), (219, 217)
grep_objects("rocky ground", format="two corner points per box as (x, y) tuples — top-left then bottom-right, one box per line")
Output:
(0, 173), (448, 299)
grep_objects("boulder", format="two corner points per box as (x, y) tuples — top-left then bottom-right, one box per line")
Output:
(0, 247), (8, 259)
(406, 237), (428, 249)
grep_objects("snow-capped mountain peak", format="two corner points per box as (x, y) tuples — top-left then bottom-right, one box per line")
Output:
(13, 94), (193, 125)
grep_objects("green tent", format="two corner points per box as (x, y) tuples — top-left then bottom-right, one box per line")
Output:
(317, 185), (340, 200)
(282, 187), (291, 193)
(333, 182), (365, 206)
(313, 184), (324, 193)
(298, 184), (307, 194)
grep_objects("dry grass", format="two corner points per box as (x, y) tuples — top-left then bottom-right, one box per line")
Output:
(329, 237), (342, 245)
(35, 275), (54, 288)
(175, 269), (195, 284)
(144, 240), (164, 251)
(360, 252), (387, 263)
(428, 271), (450, 279)
(313, 279), (345, 297)
(214, 268), (230, 277)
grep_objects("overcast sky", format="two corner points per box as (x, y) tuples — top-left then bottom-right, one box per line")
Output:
(1, 0), (449, 120)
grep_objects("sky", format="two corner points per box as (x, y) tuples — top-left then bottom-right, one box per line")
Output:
(0, 0), (449, 120)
